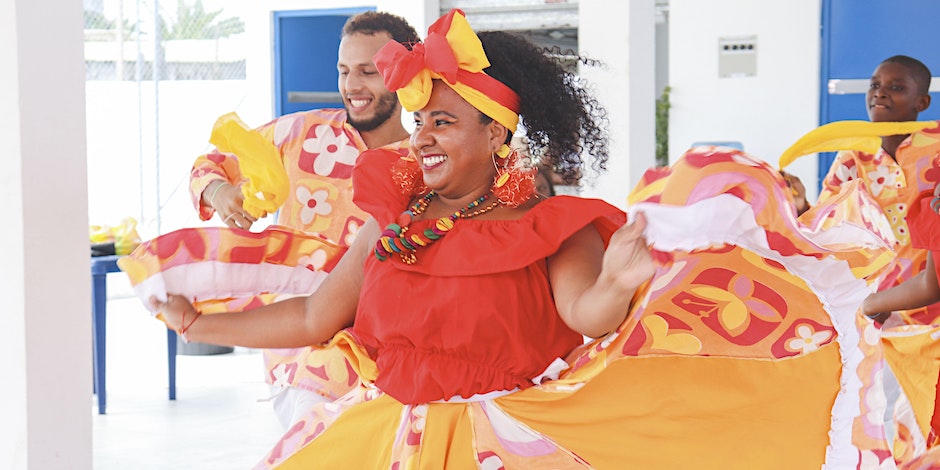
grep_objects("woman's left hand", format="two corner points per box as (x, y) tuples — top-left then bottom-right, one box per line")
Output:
(781, 171), (809, 215)
(601, 212), (656, 293)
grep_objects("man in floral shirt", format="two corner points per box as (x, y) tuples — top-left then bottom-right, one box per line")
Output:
(188, 11), (419, 426)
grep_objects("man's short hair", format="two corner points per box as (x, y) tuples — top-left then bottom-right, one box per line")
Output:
(882, 55), (933, 95)
(343, 11), (420, 49)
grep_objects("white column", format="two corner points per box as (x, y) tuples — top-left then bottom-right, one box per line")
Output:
(0, 0), (92, 468)
(579, 0), (656, 209)
(378, 0), (440, 31)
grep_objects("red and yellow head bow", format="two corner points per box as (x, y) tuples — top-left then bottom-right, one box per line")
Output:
(373, 9), (521, 149)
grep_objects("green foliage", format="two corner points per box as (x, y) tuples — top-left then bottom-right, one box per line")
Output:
(84, 9), (137, 38)
(655, 86), (671, 167)
(161, 0), (244, 40)
(84, 10), (111, 29)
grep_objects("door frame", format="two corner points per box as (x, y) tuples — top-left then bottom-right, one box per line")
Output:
(272, 7), (373, 116)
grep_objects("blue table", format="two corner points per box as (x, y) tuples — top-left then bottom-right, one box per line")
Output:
(91, 254), (177, 414)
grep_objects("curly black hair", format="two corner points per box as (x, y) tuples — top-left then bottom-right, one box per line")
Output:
(342, 11), (420, 48)
(477, 31), (609, 185)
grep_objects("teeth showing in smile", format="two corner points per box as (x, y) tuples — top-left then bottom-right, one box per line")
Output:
(423, 155), (448, 166)
(349, 99), (369, 107)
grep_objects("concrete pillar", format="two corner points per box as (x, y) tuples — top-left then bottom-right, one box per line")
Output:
(0, 0), (92, 467)
(579, 0), (656, 208)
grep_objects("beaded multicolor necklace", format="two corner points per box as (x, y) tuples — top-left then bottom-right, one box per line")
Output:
(374, 191), (499, 265)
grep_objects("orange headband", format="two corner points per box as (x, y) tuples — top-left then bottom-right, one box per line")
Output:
(373, 9), (521, 138)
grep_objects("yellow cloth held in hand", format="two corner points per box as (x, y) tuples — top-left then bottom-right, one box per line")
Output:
(778, 120), (939, 169)
(209, 112), (289, 219)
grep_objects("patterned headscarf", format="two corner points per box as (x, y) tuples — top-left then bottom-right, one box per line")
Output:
(373, 9), (520, 156)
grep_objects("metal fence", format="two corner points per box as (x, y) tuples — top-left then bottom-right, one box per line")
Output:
(84, 0), (246, 81)
(84, 0), (252, 238)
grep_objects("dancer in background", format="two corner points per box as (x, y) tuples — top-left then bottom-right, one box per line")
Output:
(187, 11), (420, 427)
(791, 55), (937, 325)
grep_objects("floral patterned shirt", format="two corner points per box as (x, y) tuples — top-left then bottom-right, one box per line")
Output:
(190, 109), (410, 397)
(190, 108), (410, 247)
(816, 126), (940, 324)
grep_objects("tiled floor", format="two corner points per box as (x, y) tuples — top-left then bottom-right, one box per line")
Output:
(92, 280), (284, 469)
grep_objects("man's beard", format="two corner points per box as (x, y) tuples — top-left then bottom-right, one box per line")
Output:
(347, 92), (399, 132)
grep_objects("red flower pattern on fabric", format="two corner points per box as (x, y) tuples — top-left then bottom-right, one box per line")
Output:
(297, 124), (359, 179)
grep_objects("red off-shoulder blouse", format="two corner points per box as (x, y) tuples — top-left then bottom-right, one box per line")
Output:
(349, 149), (626, 404)
(907, 190), (940, 281)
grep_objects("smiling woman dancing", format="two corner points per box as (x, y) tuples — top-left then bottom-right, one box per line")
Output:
(141, 8), (924, 468)
(151, 9), (654, 468)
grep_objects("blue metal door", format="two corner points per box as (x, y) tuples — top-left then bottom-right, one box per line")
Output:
(273, 7), (373, 116)
(819, 0), (940, 184)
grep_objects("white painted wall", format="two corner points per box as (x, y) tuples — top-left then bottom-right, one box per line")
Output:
(579, 0), (656, 208)
(1, 0), (92, 468)
(668, 0), (821, 200)
(0, 0), (28, 462)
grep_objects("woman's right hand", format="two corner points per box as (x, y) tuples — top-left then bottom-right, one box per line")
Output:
(602, 212), (656, 295)
(149, 294), (198, 335)
(203, 181), (257, 230)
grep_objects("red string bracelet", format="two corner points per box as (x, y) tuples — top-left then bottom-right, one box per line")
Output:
(178, 304), (202, 344)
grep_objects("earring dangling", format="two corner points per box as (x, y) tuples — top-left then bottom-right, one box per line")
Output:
(492, 144), (535, 208)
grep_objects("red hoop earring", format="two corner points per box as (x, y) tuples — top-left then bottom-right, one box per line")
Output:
(492, 145), (535, 207)
(392, 154), (427, 197)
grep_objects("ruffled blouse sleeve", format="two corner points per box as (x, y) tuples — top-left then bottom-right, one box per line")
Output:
(908, 190), (940, 251)
(352, 147), (627, 275)
(352, 148), (413, 224)
(405, 196), (626, 276)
